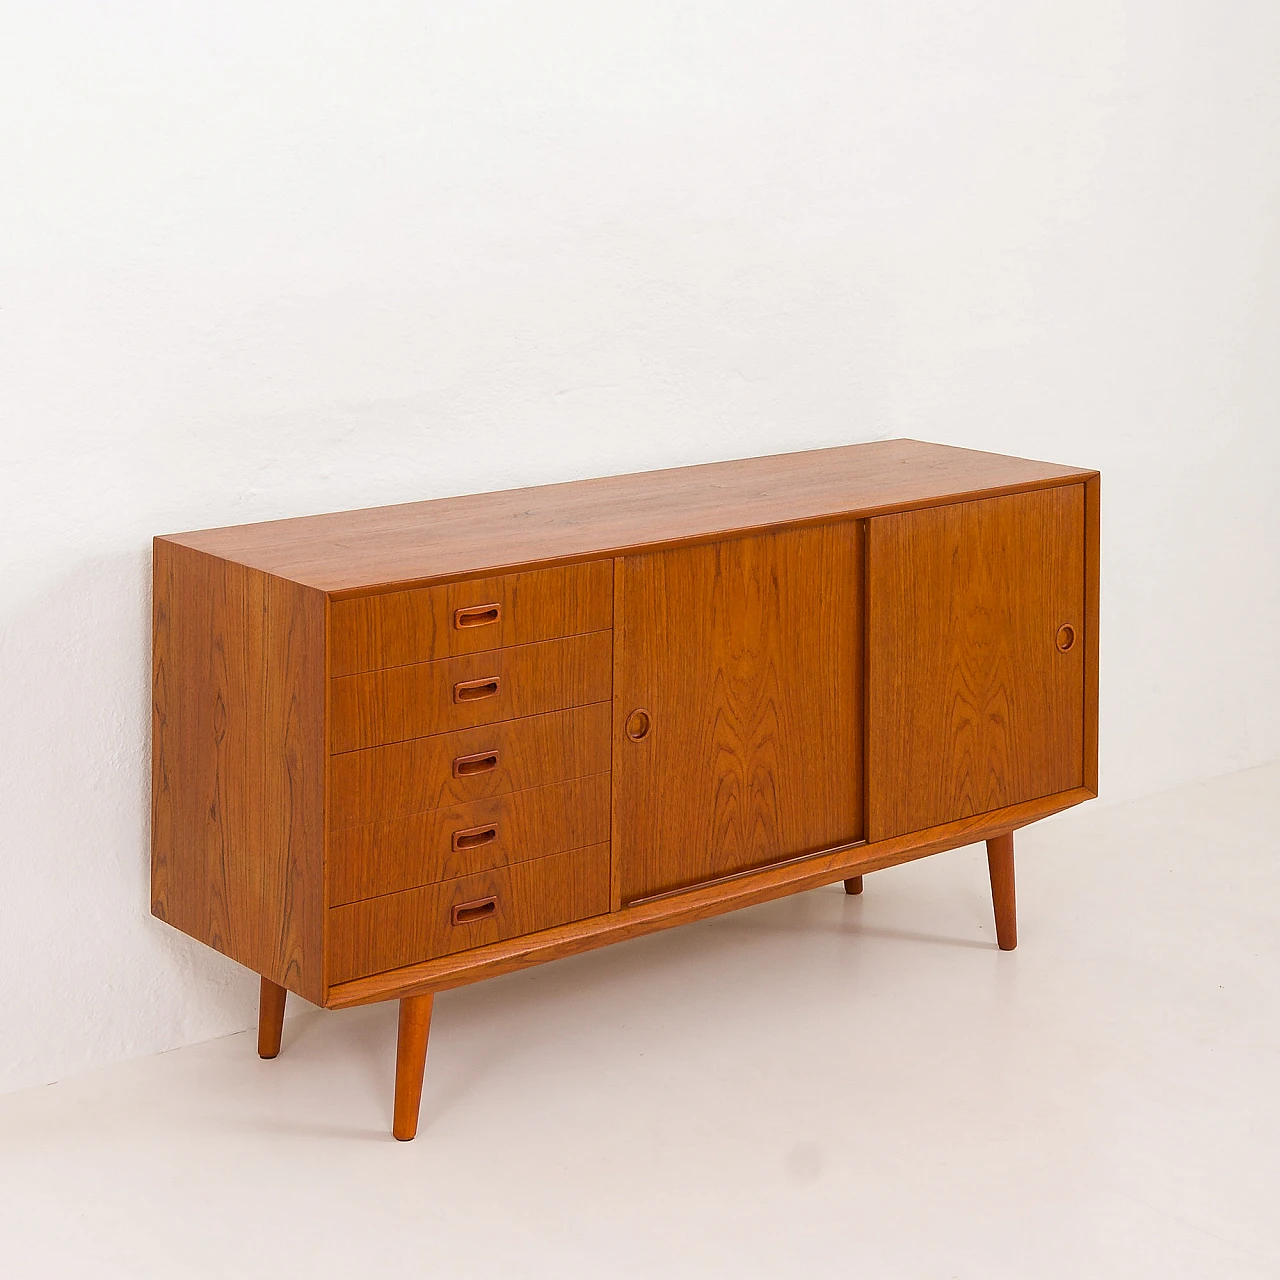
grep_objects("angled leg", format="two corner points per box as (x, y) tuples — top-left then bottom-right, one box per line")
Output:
(986, 833), (1017, 951)
(257, 977), (287, 1059)
(393, 994), (434, 1141)
(843, 875), (863, 895)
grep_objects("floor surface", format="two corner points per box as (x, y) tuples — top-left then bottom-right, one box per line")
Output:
(2, 763), (1278, 1279)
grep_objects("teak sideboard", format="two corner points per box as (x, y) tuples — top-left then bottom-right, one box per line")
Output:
(151, 439), (1099, 1140)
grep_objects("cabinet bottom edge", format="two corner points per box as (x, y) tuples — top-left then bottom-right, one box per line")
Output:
(323, 785), (1095, 1009)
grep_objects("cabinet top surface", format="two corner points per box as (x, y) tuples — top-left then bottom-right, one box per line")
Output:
(160, 438), (1095, 595)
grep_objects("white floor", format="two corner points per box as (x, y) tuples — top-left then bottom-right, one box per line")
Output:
(2, 764), (1277, 1279)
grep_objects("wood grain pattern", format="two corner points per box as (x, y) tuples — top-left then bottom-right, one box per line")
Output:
(329, 703), (611, 829)
(164, 441), (1095, 595)
(327, 785), (1095, 1007)
(613, 523), (863, 903)
(867, 486), (1086, 841)
(1083, 474), (1101, 794)
(328, 773), (611, 904)
(151, 540), (326, 1002)
(151, 437), (1101, 1123)
(257, 977), (287, 1059)
(329, 630), (612, 753)
(986, 833), (1017, 950)
(393, 994), (433, 1141)
(328, 844), (611, 983)
(329, 561), (611, 675)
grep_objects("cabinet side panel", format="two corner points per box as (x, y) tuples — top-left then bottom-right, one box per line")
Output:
(151, 541), (325, 1002)
(867, 486), (1086, 840)
(1084, 474), (1100, 794)
(152, 540), (243, 961)
(261, 572), (326, 999)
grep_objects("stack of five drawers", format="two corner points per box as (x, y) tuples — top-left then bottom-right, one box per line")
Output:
(326, 561), (614, 983)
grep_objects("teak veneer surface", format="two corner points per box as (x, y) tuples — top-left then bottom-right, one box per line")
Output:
(328, 773), (611, 904)
(328, 843), (612, 982)
(393, 995), (433, 1142)
(867, 486), (1086, 839)
(986, 833), (1018, 951)
(613, 522), (863, 903)
(151, 541), (326, 1003)
(328, 703), (612, 828)
(330, 561), (612, 675)
(162, 440), (1092, 594)
(329, 630), (613, 752)
(1083, 475), (1101, 793)
(151, 438), (1100, 1141)
(257, 978), (288, 1060)
(328, 785), (1095, 1008)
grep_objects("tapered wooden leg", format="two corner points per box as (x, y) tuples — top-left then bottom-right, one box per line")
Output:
(843, 875), (863, 895)
(393, 994), (434, 1141)
(257, 977), (287, 1059)
(986, 833), (1017, 951)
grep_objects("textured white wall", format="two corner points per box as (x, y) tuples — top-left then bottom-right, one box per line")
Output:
(2, 1), (1278, 1095)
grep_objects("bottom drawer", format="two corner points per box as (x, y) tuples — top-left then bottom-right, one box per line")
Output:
(327, 843), (611, 983)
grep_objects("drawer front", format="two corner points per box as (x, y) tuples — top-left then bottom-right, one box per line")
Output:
(330, 560), (612, 677)
(328, 843), (612, 982)
(328, 773), (611, 904)
(329, 703), (612, 829)
(329, 630), (612, 753)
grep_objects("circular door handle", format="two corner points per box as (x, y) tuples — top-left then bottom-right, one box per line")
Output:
(625, 708), (652, 741)
(1055, 624), (1076, 653)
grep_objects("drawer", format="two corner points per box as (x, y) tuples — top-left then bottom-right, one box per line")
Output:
(329, 630), (612, 753)
(327, 843), (611, 982)
(330, 560), (613, 676)
(329, 702), (612, 829)
(328, 773), (611, 904)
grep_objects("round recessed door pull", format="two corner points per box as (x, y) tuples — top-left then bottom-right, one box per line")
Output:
(1055, 624), (1077, 653)
(625, 708), (652, 741)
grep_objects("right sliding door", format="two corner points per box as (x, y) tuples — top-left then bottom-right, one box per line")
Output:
(867, 485), (1086, 841)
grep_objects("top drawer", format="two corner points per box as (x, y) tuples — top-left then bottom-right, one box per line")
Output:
(330, 561), (613, 676)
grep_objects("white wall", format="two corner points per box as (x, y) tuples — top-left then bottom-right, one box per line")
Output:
(2, 1), (1278, 1095)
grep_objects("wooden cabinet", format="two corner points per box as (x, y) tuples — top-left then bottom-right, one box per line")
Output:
(152, 439), (1099, 1139)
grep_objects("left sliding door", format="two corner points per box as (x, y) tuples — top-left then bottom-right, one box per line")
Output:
(612, 523), (864, 905)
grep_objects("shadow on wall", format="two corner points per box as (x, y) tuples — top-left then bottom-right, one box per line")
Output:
(0, 543), (275, 1095)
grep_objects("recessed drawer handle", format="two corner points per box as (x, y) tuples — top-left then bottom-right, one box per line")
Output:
(454, 603), (502, 630)
(452, 823), (498, 852)
(454, 676), (501, 704)
(451, 896), (497, 925)
(452, 750), (500, 778)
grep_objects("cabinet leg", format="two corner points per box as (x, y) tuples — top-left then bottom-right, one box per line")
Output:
(986, 833), (1017, 951)
(393, 994), (434, 1141)
(843, 875), (863, 895)
(257, 977), (287, 1059)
